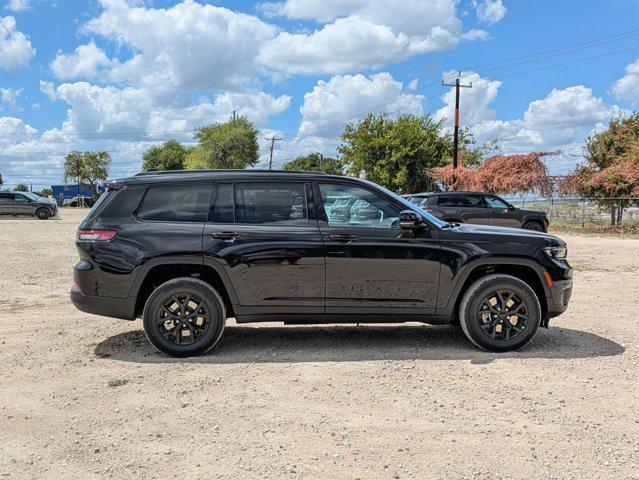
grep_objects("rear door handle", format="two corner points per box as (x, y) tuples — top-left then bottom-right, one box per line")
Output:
(211, 232), (241, 240)
(329, 234), (358, 243)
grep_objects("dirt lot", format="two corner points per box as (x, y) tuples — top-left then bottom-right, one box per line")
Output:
(1, 209), (638, 480)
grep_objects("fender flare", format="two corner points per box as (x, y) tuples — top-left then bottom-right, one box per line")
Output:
(437, 256), (552, 317)
(127, 255), (239, 306)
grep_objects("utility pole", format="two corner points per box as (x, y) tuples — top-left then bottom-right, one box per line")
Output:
(231, 110), (237, 121)
(442, 74), (472, 171)
(319, 153), (324, 173)
(265, 136), (281, 170)
(76, 155), (81, 208)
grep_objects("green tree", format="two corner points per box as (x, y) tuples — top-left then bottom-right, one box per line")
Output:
(142, 140), (187, 171)
(561, 113), (639, 225)
(64, 151), (111, 196)
(185, 117), (259, 170)
(457, 128), (501, 167)
(283, 153), (345, 175)
(14, 182), (29, 192)
(36, 188), (52, 197)
(340, 113), (453, 193)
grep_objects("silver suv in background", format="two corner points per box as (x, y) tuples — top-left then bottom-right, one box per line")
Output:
(0, 191), (58, 220)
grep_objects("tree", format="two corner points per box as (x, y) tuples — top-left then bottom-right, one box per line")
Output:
(64, 151), (111, 196)
(14, 182), (29, 192)
(185, 117), (259, 170)
(35, 188), (52, 197)
(283, 153), (345, 175)
(142, 140), (187, 171)
(560, 113), (639, 225)
(431, 152), (554, 198)
(339, 113), (452, 193)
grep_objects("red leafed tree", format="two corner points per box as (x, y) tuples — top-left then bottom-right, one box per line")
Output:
(431, 152), (555, 196)
(560, 113), (639, 224)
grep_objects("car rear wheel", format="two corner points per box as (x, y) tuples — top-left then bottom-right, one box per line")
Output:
(459, 274), (541, 352)
(36, 208), (51, 220)
(523, 221), (544, 232)
(143, 277), (226, 357)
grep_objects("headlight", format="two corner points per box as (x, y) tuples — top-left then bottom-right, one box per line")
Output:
(544, 246), (567, 259)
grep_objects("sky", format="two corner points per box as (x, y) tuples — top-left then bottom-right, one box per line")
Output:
(1, 0), (639, 189)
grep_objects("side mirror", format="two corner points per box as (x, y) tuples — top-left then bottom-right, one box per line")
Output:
(399, 210), (424, 229)
(507, 204), (515, 211)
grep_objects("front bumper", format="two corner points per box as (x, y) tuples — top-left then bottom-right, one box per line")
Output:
(70, 287), (135, 320)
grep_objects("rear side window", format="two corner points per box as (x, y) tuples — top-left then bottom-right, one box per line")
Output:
(437, 195), (463, 207)
(93, 187), (145, 222)
(138, 185), (211, 223)
(464, 195), (484, 207)
(234, 183), (308, 225)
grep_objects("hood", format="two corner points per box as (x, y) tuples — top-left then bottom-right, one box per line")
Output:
(442, 222), (564, 246)
(515, 207), (547, 217)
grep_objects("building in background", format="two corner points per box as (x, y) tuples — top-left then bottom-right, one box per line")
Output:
(50, 184), (103, 206)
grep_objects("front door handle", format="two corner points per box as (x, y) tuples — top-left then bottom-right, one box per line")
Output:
(329, 234), (358, 243)
(211, 232), (241, 240)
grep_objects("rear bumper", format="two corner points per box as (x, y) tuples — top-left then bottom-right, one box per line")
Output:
(70, 288), (135, 320)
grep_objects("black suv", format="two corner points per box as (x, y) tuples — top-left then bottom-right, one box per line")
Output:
(71, 170), (572, 357)
(0, 191), (58, 219)
(404, 192), (549, 231)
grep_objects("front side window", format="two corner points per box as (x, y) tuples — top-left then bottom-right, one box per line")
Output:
(319, 183), (402, 229)
(13, 193), (30, 203)
(138, 185), (211, 223)
(234, 183), (308, 225)
(484, 195), (510, 209)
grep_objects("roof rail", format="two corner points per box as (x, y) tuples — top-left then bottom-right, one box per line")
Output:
(135, 169), (328, 176)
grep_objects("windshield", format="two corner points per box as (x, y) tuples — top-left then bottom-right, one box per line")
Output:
(21, 192), (40, 200)
(363, 181), (449, 228)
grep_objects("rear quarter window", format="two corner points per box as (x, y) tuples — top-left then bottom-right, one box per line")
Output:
(138, 185), (211, 223)
(94, 187), (146, 222)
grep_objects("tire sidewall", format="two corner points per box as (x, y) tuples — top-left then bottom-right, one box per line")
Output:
(143, 278), (226, 357)
(36, 208), (51, 220)
(460, 275), (541, 352)
(524, 221), (543, 231)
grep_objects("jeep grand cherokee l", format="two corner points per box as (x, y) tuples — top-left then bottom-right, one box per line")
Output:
(70, 170), (573, 357)
(404, 192), (549, 232)
(0, 191), (58, 219)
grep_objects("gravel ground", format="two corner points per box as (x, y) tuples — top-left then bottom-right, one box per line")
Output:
(1, 209), (638, 480)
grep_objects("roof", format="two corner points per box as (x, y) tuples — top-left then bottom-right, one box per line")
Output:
(110, 169), (352, 188)
(409, 191), (488, 196)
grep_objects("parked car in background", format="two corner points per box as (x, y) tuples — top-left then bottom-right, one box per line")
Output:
(62, 196), (96, 208)
(0, 191), (58, 220)
(404, 191), (549, 232)
(70, 170), (572, 357)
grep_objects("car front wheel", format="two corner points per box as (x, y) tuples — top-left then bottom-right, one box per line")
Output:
(459, 274), (541, 352)
(142, 277), (226, 357)
(523, 221), (544, 232)
(36, 208), (51, 220)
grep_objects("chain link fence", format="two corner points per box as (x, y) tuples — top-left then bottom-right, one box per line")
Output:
(507, 197), (639, 228)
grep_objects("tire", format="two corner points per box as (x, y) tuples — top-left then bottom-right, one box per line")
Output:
(459, 274), (541, 352)
(142, 277), (226, 357)
(523, 221), (544, 232)
(36, 208), (51, 220)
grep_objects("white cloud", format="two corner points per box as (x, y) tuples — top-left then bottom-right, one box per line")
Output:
(612, 58), (639, 106)
(258, 0), (488, 75)
(299, 73), (423, 137)
(471, 0), (507, 25)
(39, 80), (57, 100)
(0, 16), (35, 70)
(4, 0), (30, 12)
(84, 0), (277, 92)
(51, 41), (113, 80)
(51, 82), (290, 138)
(0, 86), (22, 109)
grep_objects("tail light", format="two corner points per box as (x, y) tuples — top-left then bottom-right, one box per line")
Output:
(77, 230), (117, 241)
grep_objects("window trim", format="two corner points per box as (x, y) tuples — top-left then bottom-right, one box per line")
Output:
(313, 179), (409, 230)
(463, 194), (487, 208)
(135, 182), (214, 224)
(483, 194), (511, 209)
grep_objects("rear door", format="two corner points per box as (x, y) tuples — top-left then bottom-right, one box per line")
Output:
(0, 193), (13, 214)
(202, 181), (325, 315)
(316, 181), (440, 315)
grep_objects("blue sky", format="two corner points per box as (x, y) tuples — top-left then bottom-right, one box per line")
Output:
(1, 0), (639, 189)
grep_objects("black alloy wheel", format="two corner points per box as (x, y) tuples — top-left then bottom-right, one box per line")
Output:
(36, 208), (51, 220)
(477, 290), (528, 341)
(157, 294), (210, 346)
(524, 221), (544, 231)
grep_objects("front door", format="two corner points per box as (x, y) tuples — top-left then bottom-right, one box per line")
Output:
(202, 181), (325, 315)
(460, 194), (492, 225)
(484, 195), (520, 228)
(8, 193), (36, 215)
(315, 181), (440, 315)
